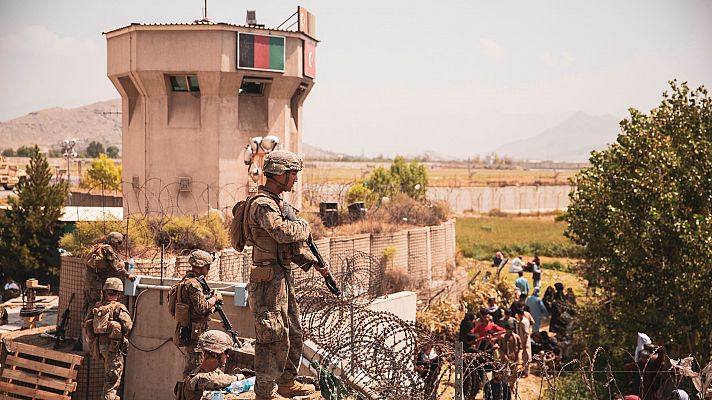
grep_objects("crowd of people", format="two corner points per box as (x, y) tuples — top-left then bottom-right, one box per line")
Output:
(439, 252), (582, 398)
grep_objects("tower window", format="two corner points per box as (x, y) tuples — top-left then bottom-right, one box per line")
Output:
(239, 76), (271, 96)
(170, 75), (200, 92)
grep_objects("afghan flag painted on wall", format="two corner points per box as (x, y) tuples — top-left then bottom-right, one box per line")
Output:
(238, 32), (285, 72)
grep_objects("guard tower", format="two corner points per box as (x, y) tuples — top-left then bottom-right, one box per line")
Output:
(104, 8), (318, 216)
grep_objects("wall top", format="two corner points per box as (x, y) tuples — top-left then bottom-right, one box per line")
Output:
(103, 22), (318, 43)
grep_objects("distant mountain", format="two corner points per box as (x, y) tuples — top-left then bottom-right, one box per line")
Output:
(0, 99), (121, 151)
(494, 112), (621, 162)
(302, 143), (346, 160)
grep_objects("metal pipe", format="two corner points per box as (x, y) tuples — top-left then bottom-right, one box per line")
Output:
(134, 282), (235, 297)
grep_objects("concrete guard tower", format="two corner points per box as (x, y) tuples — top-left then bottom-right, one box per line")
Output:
(104, 12), (317, 217)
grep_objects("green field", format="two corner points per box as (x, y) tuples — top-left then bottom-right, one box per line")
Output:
(456, 216), (582, 260)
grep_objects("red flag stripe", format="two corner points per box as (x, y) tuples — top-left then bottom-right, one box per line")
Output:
(254, 35), (270, 69)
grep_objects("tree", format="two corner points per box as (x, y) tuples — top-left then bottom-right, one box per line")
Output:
(16, 145), (35, 157)
(0, 145), (68, 280)
(2, 148), (15, 157)
(345, 179), (376, 206)
(347, 156), (430, 206)
(564, 81), (712, 361)
(365, 166), (398, 201)
(390, 156), (428, 200)
(106, 145), (120, 159)
(79, 153), (122, 191)
(86, 141), (105, 158)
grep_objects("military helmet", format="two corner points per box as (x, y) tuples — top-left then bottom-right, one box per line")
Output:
(103, 277), (124, 292)
(106, 232), (124, 245)
(262, 150), (303, 176)
(197, 330), (233, 353)
(188, 249), (214, 268)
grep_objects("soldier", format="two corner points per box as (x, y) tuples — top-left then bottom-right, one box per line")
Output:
(244, 149), (330, 400)
(178, 330), (247, 400)
(83, 232), (131, 319)
(84, 277), (133, 400)
(172, 250), (223, 378)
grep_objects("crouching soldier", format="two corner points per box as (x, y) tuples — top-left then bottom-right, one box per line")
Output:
(177, 330), (249, 400)
(83, 277), (133, 400)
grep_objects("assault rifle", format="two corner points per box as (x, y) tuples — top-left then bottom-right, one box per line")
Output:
(196, 275), (241, 348)
(54, 293), (75, 349)
(283, 202), (341, 297)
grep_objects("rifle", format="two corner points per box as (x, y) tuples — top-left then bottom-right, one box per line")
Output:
(304, 236), (341, 296)
(54, 292), (75, 349)
(283, 202), (341, 297)
(196, 275), (241, 348)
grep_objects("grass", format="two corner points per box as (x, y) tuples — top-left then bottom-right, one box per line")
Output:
(456, 216), (583, 259)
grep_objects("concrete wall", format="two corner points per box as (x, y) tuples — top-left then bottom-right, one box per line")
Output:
(428, 185), (574, 214)
(303, 183), (574, 214)
(106, 25), (317, 216)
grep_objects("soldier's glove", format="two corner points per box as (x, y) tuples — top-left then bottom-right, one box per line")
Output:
(282, 202), (298, 222)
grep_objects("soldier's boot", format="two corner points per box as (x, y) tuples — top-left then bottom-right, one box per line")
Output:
(277, 380), (315, 397)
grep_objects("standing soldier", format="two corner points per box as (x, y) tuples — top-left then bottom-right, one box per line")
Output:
(83, 277), (133, 400)
(243, 150), (330, 400)
(84, 232), (131, 319)
(172, 250), (223, 378)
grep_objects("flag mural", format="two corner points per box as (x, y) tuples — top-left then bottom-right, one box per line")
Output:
(304, 40), (316, 78)
(298, 6), (316, 38)
(237, 32), (285, 72)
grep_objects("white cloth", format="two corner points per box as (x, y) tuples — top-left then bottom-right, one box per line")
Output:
(635, 332), (651, 362)
(508, 257), (524, 273)
(531, 263), (541, 274)
(3, 282), (20, 291)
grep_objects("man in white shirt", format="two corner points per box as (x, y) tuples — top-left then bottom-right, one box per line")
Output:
(508, 255), (524, 273)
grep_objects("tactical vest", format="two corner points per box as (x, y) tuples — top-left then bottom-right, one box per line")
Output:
(246, 193), (301, 265)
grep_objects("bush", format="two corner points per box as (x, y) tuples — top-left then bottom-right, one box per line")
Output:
(59, 213), (229, 258)
(59, 220), (125, 257)
(162, 214), (228, 252)
(371, 193), (448, 226)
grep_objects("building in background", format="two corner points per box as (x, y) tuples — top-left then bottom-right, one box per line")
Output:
(104, 8), (317, 216)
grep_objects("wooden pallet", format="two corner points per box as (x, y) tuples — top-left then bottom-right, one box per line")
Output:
(0, 340), (83, 400)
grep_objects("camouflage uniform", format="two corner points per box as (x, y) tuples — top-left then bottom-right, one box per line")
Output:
(180, 331), (243, 400)
(87, 278), (133, 400)
(84, 232), (129, 319)
(246, 185), (315, 399)
(175, 250), (217, 378)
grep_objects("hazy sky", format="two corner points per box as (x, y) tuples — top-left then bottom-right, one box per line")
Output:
(1, 1), (710, 157)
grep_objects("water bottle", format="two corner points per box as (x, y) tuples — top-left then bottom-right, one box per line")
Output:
(128, 256), (135, 273)
(226, 376), (255, 393)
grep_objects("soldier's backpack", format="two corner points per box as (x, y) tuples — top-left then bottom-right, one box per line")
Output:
(228, 194), (266, 251)
(86, 244), (113, 272)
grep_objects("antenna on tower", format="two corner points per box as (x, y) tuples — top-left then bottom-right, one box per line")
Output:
(194, 0), (211, 23)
